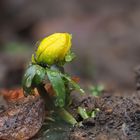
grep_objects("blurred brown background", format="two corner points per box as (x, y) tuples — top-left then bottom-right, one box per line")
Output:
(0, 0), (140, 92)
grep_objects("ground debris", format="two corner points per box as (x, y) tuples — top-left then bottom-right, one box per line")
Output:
(70, 94), (140, 140)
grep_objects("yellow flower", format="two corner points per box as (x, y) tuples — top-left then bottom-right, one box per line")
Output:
(33, 33), (72, 65)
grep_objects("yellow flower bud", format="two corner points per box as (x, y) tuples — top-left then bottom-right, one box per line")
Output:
(34, 33), (72, 65)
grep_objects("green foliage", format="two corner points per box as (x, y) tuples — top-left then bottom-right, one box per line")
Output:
(65, 51), (76, 62)
(57, 108), (77, 125)
(22, 33), (85, 125)
(61, 74), (85, 94)
(22, 64), (84, 124)
(91, 108), (100, 118)
(47, 69), (66, 108)
(89, 84), (104, 96)
(22, 64), (46, 96)
(77, 107), (89, 119)
(77, 107), (100, 120)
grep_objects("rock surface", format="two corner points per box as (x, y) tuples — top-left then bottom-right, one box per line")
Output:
(0, 89), (45, 140)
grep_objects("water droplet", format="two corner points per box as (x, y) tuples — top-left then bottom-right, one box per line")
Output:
(37, 70), (41, 75)
(55, 99), (64, 107)
(59, 99), (64, 107)
(80, 89), (85, 93)
(65, 55), (72, 62)
(55, 100), (59, 107)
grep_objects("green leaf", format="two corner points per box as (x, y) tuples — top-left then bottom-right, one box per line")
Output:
(91, 111), (96, 118)
(61, 74), (85, 94)
(77, 107), (89, 119)
(46, 69), (66, 107)
(22, 64), (46, 96)
(57, 108), (77, 125)
(91, 108), (100, 118)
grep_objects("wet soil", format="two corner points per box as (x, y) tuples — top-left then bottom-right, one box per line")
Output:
(0, 90), (140, 140)
(69, 93), (140, 140)
(1, 65), (140, 140)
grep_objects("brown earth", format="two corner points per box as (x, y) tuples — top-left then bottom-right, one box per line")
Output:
(1, 66), (140, 140)
(69, 93), (140, 140)
(68, 65), (140, 140)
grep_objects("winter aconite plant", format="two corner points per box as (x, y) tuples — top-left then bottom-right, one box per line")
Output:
(22, 33), (84, 125)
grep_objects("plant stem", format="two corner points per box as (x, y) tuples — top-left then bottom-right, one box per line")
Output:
(37, 85), (54, 110)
